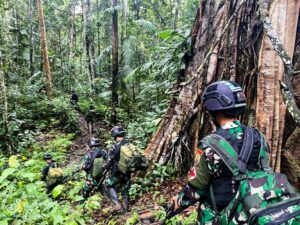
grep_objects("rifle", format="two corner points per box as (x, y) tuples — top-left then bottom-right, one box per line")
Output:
(62, 168), (81, 183)
(160, 203), (175, 225)
(95, 166), (111, 189)
(160, 201), (194, 225)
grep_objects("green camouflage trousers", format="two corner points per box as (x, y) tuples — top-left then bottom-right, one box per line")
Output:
(197, 202), (300, 225)
(82, 174), (103, 199)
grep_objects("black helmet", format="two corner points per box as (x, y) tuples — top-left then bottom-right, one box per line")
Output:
(111, 126), (126, 138)
(88, 138), (101, 148)
(202, 81), (246, 115)
(43, 153), (52, 160)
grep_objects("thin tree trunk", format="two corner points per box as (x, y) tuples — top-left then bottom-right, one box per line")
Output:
(111, 0), (119, 124)
(86, 0), (96, 82)
(0, 68), (11, 153)
(173, 0), (180, 30)
(29, 0), (34, 76)
(96, 0), (101, 76)
(37, 0), (52, 99)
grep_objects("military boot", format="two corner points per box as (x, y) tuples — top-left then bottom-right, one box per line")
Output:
(107, 187), (120, 205)
(122, 196), (129, 212)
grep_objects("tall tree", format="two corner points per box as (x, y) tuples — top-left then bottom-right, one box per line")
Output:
(0, 67), (11, 153)
(28, 0), (34, 76)
(145, 0), (300, 182)
(81, 0), (96, 90)
(111, 0), (119, 124)
(37, 0), (52, 99)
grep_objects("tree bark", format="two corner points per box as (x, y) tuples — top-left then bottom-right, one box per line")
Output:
(37, 0), (52, 99)
(111, 0), (119, 124)
(81, 0), (96, 91)
(0, 68), (11, 153)
(29, 0), (34, 76)
(256, 0), (300, 171)
(145, 0), (300, 179)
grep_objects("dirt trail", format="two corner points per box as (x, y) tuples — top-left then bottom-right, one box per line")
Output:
(65, 112), (197, 223)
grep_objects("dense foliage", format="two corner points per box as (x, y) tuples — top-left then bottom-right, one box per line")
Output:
(0, 0), (198, 152)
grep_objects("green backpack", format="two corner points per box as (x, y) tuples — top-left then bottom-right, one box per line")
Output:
(118, 143), (148, 174)
(201, 128), (300, 225)
(92, 157), (105, 179)
(46, 167), (63, 186)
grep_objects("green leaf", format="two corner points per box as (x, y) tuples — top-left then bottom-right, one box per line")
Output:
(158, 30), (173, 40)
(124, 67), (139, 83)
(0, 168), (16, 183)
(52, 185), (64, 198)
(0, 220), (8, 225)
(8, 155), (19, 168)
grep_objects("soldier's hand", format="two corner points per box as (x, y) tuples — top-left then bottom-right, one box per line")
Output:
(171, 195), (179, 210)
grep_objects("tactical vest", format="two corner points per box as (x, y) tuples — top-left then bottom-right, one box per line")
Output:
(207, 126), (263, 211)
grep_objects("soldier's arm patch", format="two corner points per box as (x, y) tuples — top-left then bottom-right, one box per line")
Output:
(195, 148), (203, 163)
(188, 154), (211, 189)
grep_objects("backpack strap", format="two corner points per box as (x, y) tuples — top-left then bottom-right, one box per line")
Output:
(258, 132), (272, 172)
(201, 134), (239, 177)
(237, 127), (254, 173)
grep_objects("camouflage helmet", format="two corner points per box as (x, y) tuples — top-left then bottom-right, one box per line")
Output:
(111, 126), (126, 138)
(88, 138), (101, 148)
(202, 81), (246, 115)
(43, 153), (52, 160)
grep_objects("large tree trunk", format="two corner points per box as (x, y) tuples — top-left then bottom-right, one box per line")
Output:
(256, 0), (300, 172)
(111, 0), (119, 124)
(145, 0), (300, 178)
(37, 0), (52, 99)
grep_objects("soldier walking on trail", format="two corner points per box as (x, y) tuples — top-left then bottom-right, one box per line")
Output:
(85, 105), (96, 136)
(105, 126), (146, 213)
(70, 91), (79, 105)
(169, 81), (300, 224)
(41, 153), (63, 194)
(81, 138), (107, 202)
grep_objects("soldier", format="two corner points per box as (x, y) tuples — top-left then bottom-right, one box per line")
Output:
(41, 153), (62, 194)
(70, 91), (79, 105)
(81, 138), (107, 202)
(85, 105), (96, 136)
(171, 81), (271, 224)
(105, 126), (133, 213)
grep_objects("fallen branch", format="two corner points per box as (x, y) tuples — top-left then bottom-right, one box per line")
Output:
(258, 0), (300, 126)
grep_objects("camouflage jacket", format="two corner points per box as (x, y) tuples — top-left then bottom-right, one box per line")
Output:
(177, 120), (269, 208)
(82, 148), (107, 174)
(85, 109), (96, 122)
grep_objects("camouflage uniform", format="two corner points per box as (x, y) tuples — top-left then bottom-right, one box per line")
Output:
(82, 149), (107, 199)
(41, 161), (60, 194)
(106, 140), (132, 211)
(85, 108), (96, 135)
(177, 120), (268, 224)
(177, 120), (300, 224)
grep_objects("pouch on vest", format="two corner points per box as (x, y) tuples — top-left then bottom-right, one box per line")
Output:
(46, 167), (63, 186)
(201, 129), (300, 225)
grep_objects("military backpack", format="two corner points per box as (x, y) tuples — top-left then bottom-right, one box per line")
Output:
(46, 167), (63, 186)
(118, 142), (148, 174)
(201, 127), (300, 225)
(84, 148), (106, 178)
